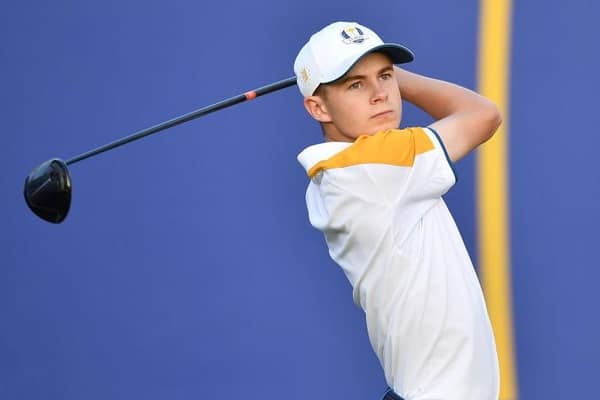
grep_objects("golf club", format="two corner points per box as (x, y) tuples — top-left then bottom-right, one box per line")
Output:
(24, 76), (297, 224)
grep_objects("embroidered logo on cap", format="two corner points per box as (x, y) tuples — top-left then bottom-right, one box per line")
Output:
(300, 67), (310, 83)
(341, 26), (368, 44)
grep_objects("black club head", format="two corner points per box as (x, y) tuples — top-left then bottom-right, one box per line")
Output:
(23, 158), (72, 223)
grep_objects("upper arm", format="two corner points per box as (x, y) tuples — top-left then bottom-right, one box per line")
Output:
(428, 99), (502, 162)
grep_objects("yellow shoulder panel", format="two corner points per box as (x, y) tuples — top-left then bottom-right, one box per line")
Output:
(307, 127), (434, 178)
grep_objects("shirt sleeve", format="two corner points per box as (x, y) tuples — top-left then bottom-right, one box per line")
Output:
(403, 126), (457, 201)
(424, 126), (458, 183)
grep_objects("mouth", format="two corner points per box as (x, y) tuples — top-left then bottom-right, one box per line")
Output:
(371, 110), (394, 119)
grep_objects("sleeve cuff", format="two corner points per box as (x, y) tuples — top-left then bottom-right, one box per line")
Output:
(425, 126), (458, 184)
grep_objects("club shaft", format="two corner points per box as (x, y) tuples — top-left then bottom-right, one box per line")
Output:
(66, 76), (297, 166)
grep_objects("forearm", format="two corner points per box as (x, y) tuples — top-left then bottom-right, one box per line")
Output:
(395, 67), (493, 119)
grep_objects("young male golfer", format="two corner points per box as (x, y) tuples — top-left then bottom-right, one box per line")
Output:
(295, 21), (501, 400)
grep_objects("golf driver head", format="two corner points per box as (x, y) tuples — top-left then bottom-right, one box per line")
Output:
(24, 158), (72, 223)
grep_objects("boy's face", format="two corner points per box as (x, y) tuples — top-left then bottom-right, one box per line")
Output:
(305, 52), (402, 142)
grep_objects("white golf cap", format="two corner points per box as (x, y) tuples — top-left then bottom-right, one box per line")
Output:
(294, 21), (414, 97)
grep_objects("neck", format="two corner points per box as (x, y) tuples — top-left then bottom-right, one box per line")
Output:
(322, 123), (354, 142)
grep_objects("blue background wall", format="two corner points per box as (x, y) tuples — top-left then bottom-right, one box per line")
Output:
(2, 1), (598, 399)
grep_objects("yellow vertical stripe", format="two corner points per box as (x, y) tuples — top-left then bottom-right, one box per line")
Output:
(477, 0), (518, 399)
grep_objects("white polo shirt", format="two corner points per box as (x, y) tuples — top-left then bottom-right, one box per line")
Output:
(297, 127), (499, 400)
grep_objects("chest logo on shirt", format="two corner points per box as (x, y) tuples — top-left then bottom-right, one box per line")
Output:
(341, 26), (368, 44)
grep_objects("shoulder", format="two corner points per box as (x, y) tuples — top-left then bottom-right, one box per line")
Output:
(297, 141), (352, 176)
(298, 127), (440, 178)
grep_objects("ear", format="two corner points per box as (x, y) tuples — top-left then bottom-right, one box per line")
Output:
(303, 95), (332, 123)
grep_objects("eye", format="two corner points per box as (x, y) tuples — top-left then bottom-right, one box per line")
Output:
(348, 81), (362, 90)
(380, 72), (393, 80)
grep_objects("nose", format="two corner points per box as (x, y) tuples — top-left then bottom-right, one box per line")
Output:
(370, 81), (388, 104)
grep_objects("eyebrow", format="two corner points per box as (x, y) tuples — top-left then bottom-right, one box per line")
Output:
(335, 65), (394, 86)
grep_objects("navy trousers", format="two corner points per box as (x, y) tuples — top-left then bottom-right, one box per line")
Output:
(382, 388), (405, 400)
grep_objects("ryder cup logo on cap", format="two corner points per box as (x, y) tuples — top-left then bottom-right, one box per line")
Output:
(341, 26), (368, 44)
(294, 21), (414, 97)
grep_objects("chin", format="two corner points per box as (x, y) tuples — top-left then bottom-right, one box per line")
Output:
(370, 123), (399, 135)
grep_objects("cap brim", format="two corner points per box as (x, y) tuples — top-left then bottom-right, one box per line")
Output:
(323, 43), (414, 85)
